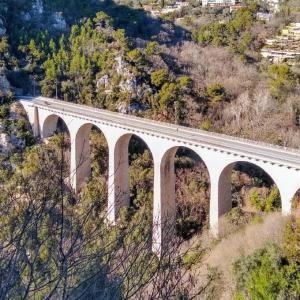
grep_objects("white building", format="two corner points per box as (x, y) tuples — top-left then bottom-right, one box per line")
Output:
(202, 0), (235, 7)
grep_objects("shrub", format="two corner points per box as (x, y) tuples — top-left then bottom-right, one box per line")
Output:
(151, 69), (169, 88)
(146, 41), (159, 56)
(232, 244), (300, 300)
(249, 186), (281, 212)
(183, 250), (203, 270)
(206, 83), (226, 105)
(178, 76), (192, 89)
(283, 216), (300, 262)
(0, 105), (9, 119)
(127, 49), (144, 65)
(268, 64), (297, 100)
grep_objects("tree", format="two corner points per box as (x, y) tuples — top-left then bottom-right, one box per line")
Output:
(206, 83), (226, 106)
(268, 64), (297, 99)
(151, 69), (169, 88)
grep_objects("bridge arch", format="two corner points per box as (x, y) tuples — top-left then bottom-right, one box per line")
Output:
(217, 161), (282, 229)
(108, 132), (154, 222)
(41, 114), (70, 139)
(72, 122), (109, 192)
(153, 145), (210, 250)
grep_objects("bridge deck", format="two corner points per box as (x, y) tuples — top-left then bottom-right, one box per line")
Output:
(19, 96), (300, 169)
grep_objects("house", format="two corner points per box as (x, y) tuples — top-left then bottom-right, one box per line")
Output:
(260, 23), (300, 64)
(202, 0), (235, 8)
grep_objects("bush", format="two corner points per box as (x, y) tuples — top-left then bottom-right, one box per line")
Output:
(151, 69), (169, 88)
(146, 41), (159, 56)
(127, 49), (144, 65)
(0, 105), (10, 119)
(249, 186), (281, 212)
(283, 216), (300, 262)
(232, 243), (300, 300)
(206, 83), (226, 105)
(183, 250), (203, 270)
(178, 76), (192, 89)
(268, 64), (297, 100)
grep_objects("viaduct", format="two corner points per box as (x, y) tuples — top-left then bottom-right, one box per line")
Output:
(19, 96), (300, 254)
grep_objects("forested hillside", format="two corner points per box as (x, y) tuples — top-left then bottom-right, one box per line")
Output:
(0, 0), (300, 299)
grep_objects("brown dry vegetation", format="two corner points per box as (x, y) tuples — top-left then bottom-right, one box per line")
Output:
(165, 42), (300, 147)
(183, 213), (288, 299)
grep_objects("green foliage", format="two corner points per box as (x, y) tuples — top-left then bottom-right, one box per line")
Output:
(129, 149), (153, 211)
(249, 186), (281, 212)
(159, 82), (179, 110)
(268, 63), (297, 99)
(0, 105), (9, 119)
(206, 83), (226, 105)
(127, 49), (144, 65)
(151, 68), (169, 88)
(146, 41), (159, 56)
(178, 76), (192, 89)
(226, 207), (245, 225)
(200, 118), (211, 131)
(232, 243), (300, 300)
(192, 7), (258, 57)
(283, 216), (300, 262)
(0, 37), (9, 63)
(183, 250), (203, 270)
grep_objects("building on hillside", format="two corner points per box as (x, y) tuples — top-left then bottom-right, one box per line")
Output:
(261, 23), (300, 64)
(256, 12), (273, 22)
(143, 1), (189, 16)
(202, 0), (235, 7)
(229, 3), (243, 12)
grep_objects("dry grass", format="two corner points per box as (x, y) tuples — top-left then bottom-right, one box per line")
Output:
(182, 213), (287, 299)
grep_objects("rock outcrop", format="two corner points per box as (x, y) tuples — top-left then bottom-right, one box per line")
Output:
(0, 18), (6, 37)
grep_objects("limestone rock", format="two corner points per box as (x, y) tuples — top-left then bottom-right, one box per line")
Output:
(52, 12), (67, 30)
(32, 0), (44, 16)
(0, 133), (14, 155)
(0, 18), (6, 37)
(0, 74), (11, 94)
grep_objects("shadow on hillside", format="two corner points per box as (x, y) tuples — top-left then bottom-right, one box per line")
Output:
(93, 0), (190, 45)
(47, 0), (190, 46)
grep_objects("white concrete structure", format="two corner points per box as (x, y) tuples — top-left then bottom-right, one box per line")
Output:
(202, 0), (235, 8)
(19, 96), (300, 255)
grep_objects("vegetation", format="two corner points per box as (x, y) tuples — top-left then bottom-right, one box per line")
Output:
(232, 217), (300, 299)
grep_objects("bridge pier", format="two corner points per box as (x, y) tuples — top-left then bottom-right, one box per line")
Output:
(70, 124), (92, 193)
(209, 164), (233, 235)
(152, 149), (177, 256)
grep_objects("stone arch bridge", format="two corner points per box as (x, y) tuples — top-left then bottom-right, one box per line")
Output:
(19, 96), (300, 254)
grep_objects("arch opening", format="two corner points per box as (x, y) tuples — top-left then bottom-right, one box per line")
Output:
(127, 135), (154, 217)
(218, 162), (282, 235)
(162, 147), (210, 240)
(75, 123), (109, 215)
(40, 115), (72, 186)
(42, 114), (70, 139)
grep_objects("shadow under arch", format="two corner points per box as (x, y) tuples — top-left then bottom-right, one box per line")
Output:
(73, 123), (109, 192)
(42, 114), (70, 139)
(160, 146), (211, 239)
(218, 161), (282, 219)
